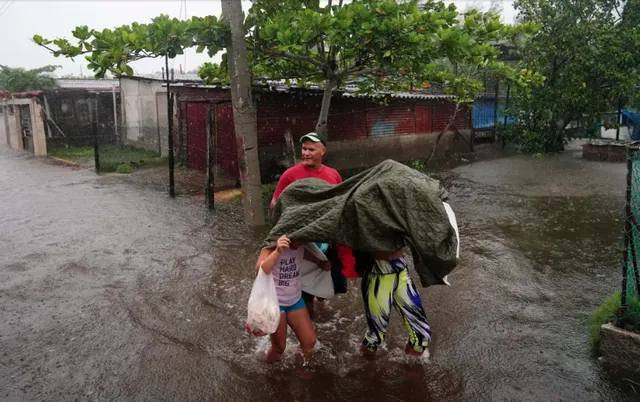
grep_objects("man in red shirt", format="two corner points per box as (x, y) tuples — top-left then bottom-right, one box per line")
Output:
(270, 132), (342, 208)
(270, 132), (355, 318)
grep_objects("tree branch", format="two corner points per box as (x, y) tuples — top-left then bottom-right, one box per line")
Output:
(272, 51), (330, 74)
(39, 44), (92, 56)
(426, 104), (461, 165)
(341, 62), (382, 76)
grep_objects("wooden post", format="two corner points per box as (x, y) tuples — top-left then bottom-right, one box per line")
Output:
(284, 129), (297, 167)
(206, 103), (215, 210)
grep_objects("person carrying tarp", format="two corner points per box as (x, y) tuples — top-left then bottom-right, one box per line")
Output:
(353, 247), (432, 358)
(266, 159), (460, 358)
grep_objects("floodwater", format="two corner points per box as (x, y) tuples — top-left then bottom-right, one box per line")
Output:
(0, 142), (636, 401)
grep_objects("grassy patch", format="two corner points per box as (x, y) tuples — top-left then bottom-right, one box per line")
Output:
(100, 145), (165, 172)
(589, 291), (640, 346)
(49, 145), (167, 172)
(589, 291), (622, 346)
(115, 164), (133, 174)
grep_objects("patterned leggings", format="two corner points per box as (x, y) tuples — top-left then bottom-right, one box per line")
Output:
(361, 269), (431, 353)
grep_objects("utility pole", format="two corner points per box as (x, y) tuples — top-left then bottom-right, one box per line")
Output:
(221, 0), (265, 227)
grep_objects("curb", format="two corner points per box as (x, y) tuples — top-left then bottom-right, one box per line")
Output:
(214, 189), (243, 201)
(48, 156), (90, 168)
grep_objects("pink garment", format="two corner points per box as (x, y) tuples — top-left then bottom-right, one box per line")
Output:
(270, 246), (304, 307)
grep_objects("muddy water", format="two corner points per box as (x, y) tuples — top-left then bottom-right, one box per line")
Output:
(0, 143), (636, 401)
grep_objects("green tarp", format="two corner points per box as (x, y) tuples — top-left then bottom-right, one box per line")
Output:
(265, 160), (459, 287)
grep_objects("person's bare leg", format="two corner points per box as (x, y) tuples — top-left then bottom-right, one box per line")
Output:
(315, 297), (326, 314)
(287, 307), (316, 365)
(305, 299), (315, 320)
(265, 312), (287, 363)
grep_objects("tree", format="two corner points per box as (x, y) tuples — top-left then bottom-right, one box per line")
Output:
(233, 0), (540, 140)
(0, 65), (60, 92)
(221, 0), (265, 226)
(502, 0), (640, 152)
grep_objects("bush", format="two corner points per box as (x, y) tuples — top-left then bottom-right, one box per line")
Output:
(410, 159), (425, 172)
(115, 164), (133, 174)
(261, 183), (277, 198)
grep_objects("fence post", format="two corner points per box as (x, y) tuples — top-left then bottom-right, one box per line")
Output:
(206, 103), (215, 210)
(622, 145), (636, 314)
(616, 99), (623, 141)
(493, 79), (500, 140)
(503, 84), (510, 129)
(93, 121), (100, 173)
(93, 92), (100, 173)
(166, 56), (176, 198)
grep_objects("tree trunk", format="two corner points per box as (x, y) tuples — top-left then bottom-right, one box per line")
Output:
(314, 79), (335, 139)
(426, 104), (461, 166)
(221, 0), (265, 227)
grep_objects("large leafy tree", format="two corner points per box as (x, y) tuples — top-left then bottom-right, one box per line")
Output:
(502, 0), (640, 152)
(0, 65), (60, 92)
(231, 0), (540, 139)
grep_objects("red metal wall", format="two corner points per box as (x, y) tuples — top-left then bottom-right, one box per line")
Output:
(256, 92), (320, 148)
(175, 87), (471, 177)
(185, 102), (208, 171)
(215, 103), (239, 178)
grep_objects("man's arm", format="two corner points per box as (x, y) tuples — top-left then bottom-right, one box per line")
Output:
(303, 248), (331, 271)
(270, 171), (291, 210)
(334, 169), (343, 184)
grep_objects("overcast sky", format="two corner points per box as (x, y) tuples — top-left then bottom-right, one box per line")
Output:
(0, 0), (518, 77)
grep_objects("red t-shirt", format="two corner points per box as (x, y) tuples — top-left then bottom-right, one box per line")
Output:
(272, 163), (356, 276)
(272, 163), (342, 201)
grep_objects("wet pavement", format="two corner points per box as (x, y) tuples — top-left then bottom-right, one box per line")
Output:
(0, 143), (637, 401)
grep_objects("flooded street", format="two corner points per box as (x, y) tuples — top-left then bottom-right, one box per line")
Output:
(0, 143), (636, 401)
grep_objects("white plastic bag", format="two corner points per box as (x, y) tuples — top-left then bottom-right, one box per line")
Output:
(246, 269), (281, 336)
(442, 201), (460, 286)
(300, 242), (335, 299)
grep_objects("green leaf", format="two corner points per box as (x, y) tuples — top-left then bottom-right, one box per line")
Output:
(124, 64), (134, 77)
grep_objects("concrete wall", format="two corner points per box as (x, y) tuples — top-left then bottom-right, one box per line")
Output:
(2, 102), (23, 150)
(30, 101), (47, 156)
(1, 99), (47, 155)
(0, 105), (7, 145)
(121, 78), (166, 155)
(7, 105), (21, 149)
(601, 126), (631, 141)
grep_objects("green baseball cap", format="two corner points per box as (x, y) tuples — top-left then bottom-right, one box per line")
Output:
(299, 132), (326, 146)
